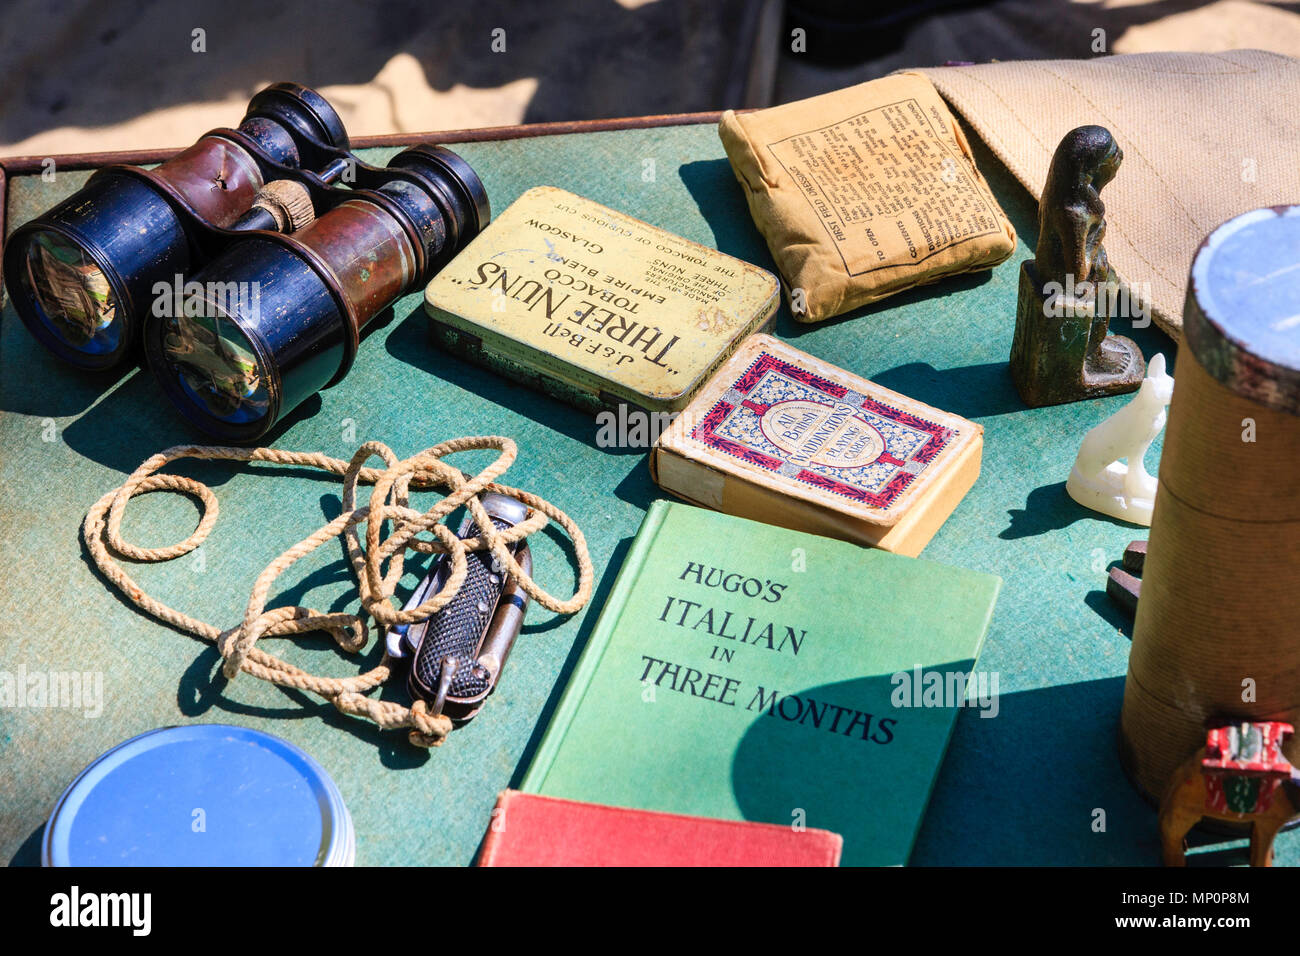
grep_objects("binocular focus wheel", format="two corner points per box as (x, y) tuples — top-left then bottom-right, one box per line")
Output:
(388, 145), (492, 244)
(245, 82), (350, 152)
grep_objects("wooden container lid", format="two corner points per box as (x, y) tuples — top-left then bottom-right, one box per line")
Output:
(1185, 205), (1300, 417)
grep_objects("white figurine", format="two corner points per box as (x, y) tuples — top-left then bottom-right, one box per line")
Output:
(1066, 353), (1175, 525)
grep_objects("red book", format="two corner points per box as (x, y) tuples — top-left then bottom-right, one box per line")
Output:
(477, 790), (842, 867)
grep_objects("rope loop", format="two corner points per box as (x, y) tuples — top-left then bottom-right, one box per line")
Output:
(83, 438), (593, 747)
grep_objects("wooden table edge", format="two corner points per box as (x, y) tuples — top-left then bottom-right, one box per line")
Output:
(0, 110), (732, 176)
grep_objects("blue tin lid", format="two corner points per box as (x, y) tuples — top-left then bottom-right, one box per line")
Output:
(43, 724), (354, 867)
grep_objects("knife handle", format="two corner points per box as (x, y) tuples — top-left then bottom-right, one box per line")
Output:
(409, 494), (526, 716)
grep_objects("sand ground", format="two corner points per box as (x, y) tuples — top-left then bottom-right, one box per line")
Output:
(2, 0), (1298, 158)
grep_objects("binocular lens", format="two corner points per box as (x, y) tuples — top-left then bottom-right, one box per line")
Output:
(144, 145), (488, 442)
(15, 228), (123, 356)
(4, 82), (350, 371)
(161, 311), (271, 426)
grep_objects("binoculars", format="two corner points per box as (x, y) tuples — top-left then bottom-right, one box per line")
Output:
(2, 82), (489, 441)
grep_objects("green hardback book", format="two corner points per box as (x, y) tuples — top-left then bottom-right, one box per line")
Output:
(520, 500), (1001, 866)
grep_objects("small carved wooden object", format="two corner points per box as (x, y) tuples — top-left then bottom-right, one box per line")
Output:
(1104, 539), (1145, 616)
(1159, 721), (1300, 867)
(1010, 125), (1145, 406)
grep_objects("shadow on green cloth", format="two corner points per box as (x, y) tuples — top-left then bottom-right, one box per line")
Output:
(1085, 577), (1136, 641)
(9, 825), (43, 866)
(44, 302), (406, 475)
(872, 360), (1024, 419)
(909, 674), (1192, 865)
(54, 364), (326, 478)
(1002, 480), (1096, 540)
(729, 671), (935, 866)
(0, 312), (135, 419)
(727, 672), (1215, 864)
(732, 673), (1157, 866)
(506, 533), (638, 791)
(385, 303), (653, 466)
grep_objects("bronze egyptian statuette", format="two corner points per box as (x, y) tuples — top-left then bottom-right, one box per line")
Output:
(1009, 125), (1145, 406)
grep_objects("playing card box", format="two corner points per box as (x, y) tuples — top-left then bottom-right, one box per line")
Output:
(651, 333), (982, 556)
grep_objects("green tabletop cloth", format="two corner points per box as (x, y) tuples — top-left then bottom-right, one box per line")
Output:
(0, 122), (1264, 867)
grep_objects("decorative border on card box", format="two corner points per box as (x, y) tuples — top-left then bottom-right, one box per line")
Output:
(690, 351), (956, 509)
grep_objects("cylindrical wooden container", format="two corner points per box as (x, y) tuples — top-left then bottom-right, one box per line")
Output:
(1120, 206), (1300, 802)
